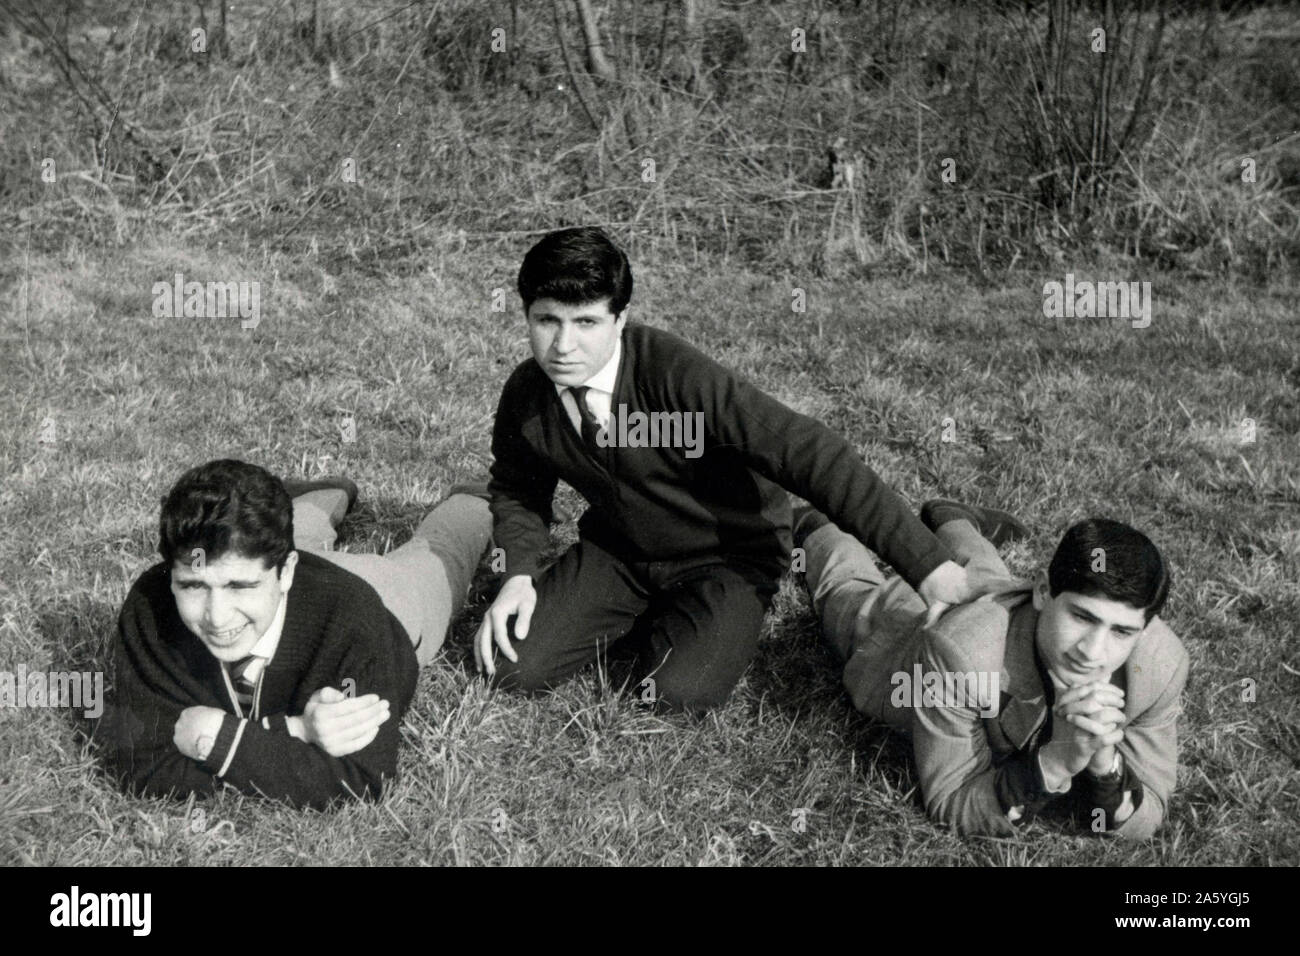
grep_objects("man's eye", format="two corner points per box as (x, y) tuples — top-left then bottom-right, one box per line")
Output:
(178, 582), (201, 590)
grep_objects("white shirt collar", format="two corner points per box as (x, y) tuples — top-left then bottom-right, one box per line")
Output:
(245, 590), (288, 669)
(553, 337), (622, 398)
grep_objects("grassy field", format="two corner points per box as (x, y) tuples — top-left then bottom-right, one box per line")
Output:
(3, 0), (1298, 867)
(1, 234), (1297, 865)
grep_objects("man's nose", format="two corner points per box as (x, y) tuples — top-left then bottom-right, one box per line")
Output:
(203, 590), (232, 627)
(553, 323), (574, 354)
(1077, 625), (1107, 662)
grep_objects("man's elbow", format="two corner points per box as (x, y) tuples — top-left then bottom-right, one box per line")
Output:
(293, 765), (396, 812)
(927, 788), (1016, 839)
(1104, 794), (1166, 840)
(104, 747), (190, 798)
(123, 768), (211, 802)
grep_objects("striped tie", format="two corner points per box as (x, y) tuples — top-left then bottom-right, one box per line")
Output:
(229, 655), (258, 709)
(568, 386), (603, 447)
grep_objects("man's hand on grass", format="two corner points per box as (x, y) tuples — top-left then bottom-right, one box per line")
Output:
(474, 574), (536, 677)
(288, 687), (390, 757)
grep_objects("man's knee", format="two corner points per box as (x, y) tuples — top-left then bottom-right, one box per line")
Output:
(643, 668), (738, 715)
(489, 653), (554, 694)
(488, 621), (575, 694)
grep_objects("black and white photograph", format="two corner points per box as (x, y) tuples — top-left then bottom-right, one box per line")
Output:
(0, 0), (1295, 906)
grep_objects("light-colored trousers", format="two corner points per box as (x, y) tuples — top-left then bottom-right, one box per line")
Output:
(802, 518), (1016, 728)
(293, 494), (493, 667)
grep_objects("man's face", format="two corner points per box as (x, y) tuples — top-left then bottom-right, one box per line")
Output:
(170, 550), (297, 662)
(525, 297), (626, 387)
(1032, 573), (1147, 687)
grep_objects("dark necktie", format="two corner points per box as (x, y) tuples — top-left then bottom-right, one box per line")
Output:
(229, 654), (258, 709)
(568, 386), (603, 448)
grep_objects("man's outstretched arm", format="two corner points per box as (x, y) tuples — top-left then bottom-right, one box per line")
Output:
(480, 370), (558, 674)
(669, 347), (965, 604)
(487, 369), (559, 582)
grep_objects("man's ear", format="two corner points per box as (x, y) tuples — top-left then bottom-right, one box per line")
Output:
(278, 550), (299, 594)
(1030, 569), (1050, 612)
(615, 306), (629, 332)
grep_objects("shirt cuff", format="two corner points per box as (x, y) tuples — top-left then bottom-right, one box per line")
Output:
(1037, 748), (1075, 795)
(906, 543), (957, 595)
(502, 547), (542, 581)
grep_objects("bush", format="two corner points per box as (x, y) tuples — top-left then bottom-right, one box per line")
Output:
(1, 0), (1296, 276)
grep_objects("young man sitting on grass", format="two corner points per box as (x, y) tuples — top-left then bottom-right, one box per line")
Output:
(97, 459), (491, 809)
(795, 498), (1189, 838)
(476, 226), (990, 712)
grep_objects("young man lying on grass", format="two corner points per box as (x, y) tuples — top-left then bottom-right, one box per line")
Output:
(795, 499), (1188, 838)
(476, 226), (991, 712)
(96, 459), (491, 809)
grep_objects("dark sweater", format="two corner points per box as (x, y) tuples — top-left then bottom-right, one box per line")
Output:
(489, 323), (952, 585)
(95, 552), (418, 810)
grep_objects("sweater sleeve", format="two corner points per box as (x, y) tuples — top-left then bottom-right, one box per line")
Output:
(1090, 641), (1189, 840)
(488, 365), (559, 580)
(97, 581), (222, 800)
(673, 345), (952, 589)
(199, 623), (416, 810)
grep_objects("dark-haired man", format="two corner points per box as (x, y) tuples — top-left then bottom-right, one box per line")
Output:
(796, 498), (1188, 838)
(476, 226), (988, 712)
(98, 459), (491, 809)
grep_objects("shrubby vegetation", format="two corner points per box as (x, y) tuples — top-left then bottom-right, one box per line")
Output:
(2, 0), (1297, 279)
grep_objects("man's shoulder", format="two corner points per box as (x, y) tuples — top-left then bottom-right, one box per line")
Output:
(501, 354), (549, 394)
(292, 552), (388, 608)
(624, 323), (708, 365)
(120, 561), (173, 623)
(283, 554), (415, 661)
(1126, 615), (1190, 703)
(623, 323), (735, 400)
(125, 561), (169, 596)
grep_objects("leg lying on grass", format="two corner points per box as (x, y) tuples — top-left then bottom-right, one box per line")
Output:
(292, 483), (492, 667)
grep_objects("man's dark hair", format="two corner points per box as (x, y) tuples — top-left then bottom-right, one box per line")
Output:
(517, 226), (633, 315)
(1048, 518), (1170, 623)
(159, 459), (294, 573)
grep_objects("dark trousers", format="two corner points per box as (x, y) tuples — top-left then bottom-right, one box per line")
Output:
(492, 536), (782, 713)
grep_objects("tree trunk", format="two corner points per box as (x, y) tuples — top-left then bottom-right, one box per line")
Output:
(683, 0), (709, 94)
(572, 0), (616, 80)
